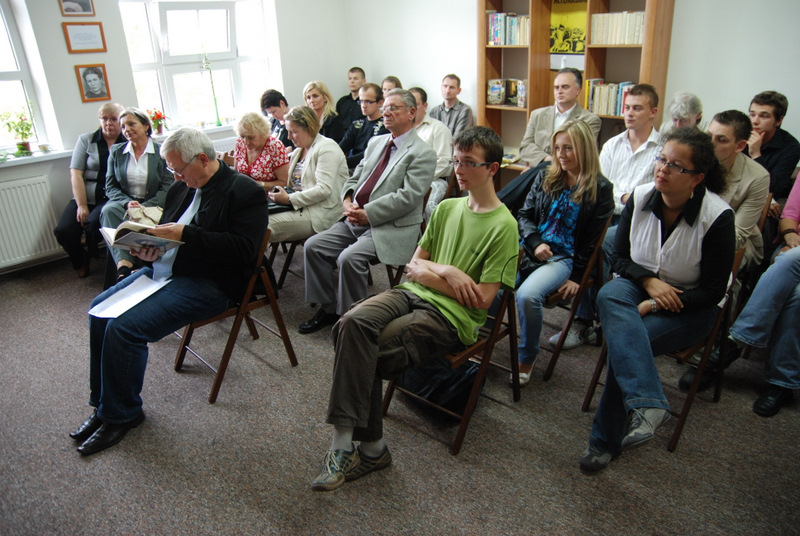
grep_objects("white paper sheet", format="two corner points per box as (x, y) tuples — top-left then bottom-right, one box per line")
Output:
(88, 275), (172, 318)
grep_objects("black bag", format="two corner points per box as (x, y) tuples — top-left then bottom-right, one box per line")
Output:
(394, 357), (483, 415)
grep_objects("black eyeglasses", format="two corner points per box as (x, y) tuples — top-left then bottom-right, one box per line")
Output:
(452, 159), (491, 169)
(654, 155), (701, 175)
(167, 154), (199, 176)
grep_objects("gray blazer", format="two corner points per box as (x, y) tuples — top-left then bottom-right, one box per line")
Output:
(519, 105), (601, 167)
(105, 140), (174, 208)
(343, 129), (436, 266)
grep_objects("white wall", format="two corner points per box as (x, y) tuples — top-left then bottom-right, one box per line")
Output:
(274, 0), (478, 113)
(11, 0), (136, 151)
(665, 0), (800, 135)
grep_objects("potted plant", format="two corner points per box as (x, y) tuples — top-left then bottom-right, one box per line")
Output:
(1, 107), (34, 155)
(148, 109), (167, 134)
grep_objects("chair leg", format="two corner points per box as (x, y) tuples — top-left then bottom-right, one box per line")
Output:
(207, 312), (248, 404)
(382, 379), (397, 415)
(262, 273), (298, 368)
(507, 298), (521, 402)
(278, 241), (300, 289)
(451, 350), (494, 455)
(174, 324), (195, 371)
(581, 344), (607, 412)
(244, 312), (259, 340)
(543, 288), (586, 381)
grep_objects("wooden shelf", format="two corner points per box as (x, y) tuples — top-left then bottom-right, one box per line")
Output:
(486, 105), (529, 112)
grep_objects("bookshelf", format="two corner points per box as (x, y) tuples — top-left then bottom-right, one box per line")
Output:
(477, 0), (675, 163)
(584, 0), (675, 128)
(477, 0), (552, 173)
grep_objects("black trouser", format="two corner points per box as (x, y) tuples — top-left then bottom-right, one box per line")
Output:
(53, 199), (105, 268)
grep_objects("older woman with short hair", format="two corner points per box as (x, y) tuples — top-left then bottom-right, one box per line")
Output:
(102, 107), (174, 282)
(303, 80), (343, 143)
(231, 111), (290, 188)
(267, 105), (349, 243)
(54, 102), (126, 277)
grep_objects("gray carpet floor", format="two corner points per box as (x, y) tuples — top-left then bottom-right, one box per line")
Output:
(1, 253), (798, 535)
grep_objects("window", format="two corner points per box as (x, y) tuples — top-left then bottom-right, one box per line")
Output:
(119, 0), (271, 129)
(0, 0), (40, 150)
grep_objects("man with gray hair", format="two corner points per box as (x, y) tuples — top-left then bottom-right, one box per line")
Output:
(659, 91), (704, 134)
(300, 88), (436, 334)
(70, 127), (268, 456)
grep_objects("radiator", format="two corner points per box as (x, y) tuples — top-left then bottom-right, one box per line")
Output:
(0, 176), (62, 271)
(213, 136), (238, 154)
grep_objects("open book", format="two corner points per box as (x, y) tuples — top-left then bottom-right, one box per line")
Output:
(100, 221), (183, 252)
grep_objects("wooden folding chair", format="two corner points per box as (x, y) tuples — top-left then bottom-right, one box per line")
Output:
(174, 229), (298, 403)
(540, 215), (612, 381)
(581, 247), (745, 452)
(268, 239), (305, 289)
(382, 250), (522, 455)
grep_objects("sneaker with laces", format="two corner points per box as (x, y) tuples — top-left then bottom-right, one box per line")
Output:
(548, 322), (597, 350)
(621, 408), (670, 451)
(311, 448), (361, 491)
(346, 446), (392, 482)
(579, 445), (614, 473)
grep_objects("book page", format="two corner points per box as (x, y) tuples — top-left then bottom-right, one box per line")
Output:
(88, 275), (172, 318)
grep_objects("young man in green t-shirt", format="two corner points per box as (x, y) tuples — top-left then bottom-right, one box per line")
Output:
(312, 126), (519, 492)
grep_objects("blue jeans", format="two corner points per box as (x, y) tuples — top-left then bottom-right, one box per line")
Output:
(516, 256), (573, 365)
(730, 246), (800, 389)
(589, 277), (717, 454)
(89, 268), (230, 423)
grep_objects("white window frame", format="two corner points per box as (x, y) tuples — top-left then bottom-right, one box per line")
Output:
(0, 0), (46, 148)
(121, 0), (264, 129)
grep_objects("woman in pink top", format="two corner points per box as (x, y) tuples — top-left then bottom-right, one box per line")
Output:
(231, 112), (290, 188)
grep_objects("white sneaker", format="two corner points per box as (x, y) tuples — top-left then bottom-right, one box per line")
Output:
(621, 408), (671, 451)
(548, 321), (597, 350)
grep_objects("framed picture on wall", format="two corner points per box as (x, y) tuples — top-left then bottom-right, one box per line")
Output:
(75, 64), (110, 102)
(59, 0), (95, 16)
(62, 23), (106, 53)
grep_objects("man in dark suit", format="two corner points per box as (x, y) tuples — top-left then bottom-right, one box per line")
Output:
(300, 89), (436, 334)
(70, 128), (268, 456)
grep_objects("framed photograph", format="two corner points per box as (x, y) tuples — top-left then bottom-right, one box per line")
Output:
(75, 64), (110, 103)
(59, 0), (95, 16)
(62, 23), (106, 53)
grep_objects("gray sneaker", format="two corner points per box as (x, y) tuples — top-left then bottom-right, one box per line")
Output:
(548, 322), (597, 350)
(579, 445), (614, 473)
(346, 446), (392, 482)
(311, 447), (361, 491)
(621, 408), (671, 451)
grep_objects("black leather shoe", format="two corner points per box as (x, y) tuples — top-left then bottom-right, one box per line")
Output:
(77, 412), (145, 456)
(70, 409), (103, 442)
(299, 309), (340, 334)
(753, 386), (793, 417)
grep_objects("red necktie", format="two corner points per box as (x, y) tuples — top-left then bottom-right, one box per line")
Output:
(355, 140), (394, 207)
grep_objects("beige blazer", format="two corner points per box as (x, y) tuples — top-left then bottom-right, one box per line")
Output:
(519, 105), (601, 167)
(285, 134), (349, 234)
(720, 152), (770, 266)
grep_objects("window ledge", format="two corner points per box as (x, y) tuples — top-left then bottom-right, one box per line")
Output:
(0, 149), (71, 168)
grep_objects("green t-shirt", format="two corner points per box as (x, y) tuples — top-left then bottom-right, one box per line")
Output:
(397, 197), (519, 345)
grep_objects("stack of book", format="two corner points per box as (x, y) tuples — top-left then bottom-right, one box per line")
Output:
(487, 79), (527, 108)
(590, 11), (645, 45)
(584, 78), (634, 117)
(486, 11), (531, 46)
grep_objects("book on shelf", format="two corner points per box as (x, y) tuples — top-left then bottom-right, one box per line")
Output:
(516, 79), (527, 108)
(100, 221), (183, 252)
(584, 77), (604, 111)
(590, 11), (644, 45)
(487, 79), (506, 105)
(505, 79), (521, 106)
(486, 11), (530, 46)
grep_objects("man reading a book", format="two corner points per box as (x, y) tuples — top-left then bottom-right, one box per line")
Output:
(70, 127), (268, 456)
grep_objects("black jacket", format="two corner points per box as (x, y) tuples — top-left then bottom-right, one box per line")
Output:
(161, 161), (268, 300)
(517, 169), (614, 283)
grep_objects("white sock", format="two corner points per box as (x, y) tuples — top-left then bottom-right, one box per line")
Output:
(330, 426), (353, 452)
(359, 438), (386, 458)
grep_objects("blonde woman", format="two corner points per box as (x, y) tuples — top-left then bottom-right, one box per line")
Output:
(515, 120), (614, 385)
(267, 106), (349, 243)
(231, 112), (290, 188)
(303, 80), (343, 142)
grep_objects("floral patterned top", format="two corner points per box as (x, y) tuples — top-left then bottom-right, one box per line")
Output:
(232, 136), (290, 182)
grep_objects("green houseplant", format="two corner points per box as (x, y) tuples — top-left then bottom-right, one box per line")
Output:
(1, 107), (34, 156)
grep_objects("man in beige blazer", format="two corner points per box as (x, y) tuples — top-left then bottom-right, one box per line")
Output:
(519, 67), (601, 168)
(300, 89), (437, 334)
